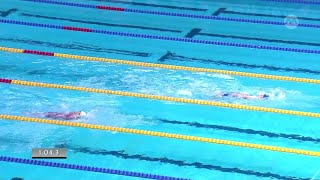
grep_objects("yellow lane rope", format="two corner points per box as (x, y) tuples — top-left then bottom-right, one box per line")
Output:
(3, 79), (320, 118)
(1, 46), (320, 84)
(0, 114), (319, 157)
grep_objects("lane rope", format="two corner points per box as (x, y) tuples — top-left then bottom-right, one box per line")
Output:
(21, 0), (320, 28)
(1, 19), (320, 55)
(1, 46), (320, 84)
(1, 78), (320, 118)
(1, 114), (320, 157)
(261, 0), (320, 4)
(0, 156), (189, 180)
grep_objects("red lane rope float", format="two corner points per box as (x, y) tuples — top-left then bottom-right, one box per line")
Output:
(0, 156), (189, 180)
(96, 5), (125, 11)
(23, 49), (54, 56)
(63, 26), (93, 32)
(0, 78), (12, 83)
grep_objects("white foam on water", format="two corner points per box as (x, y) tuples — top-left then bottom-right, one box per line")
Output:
(132, 68), (157, 73)
(196, 72), (235, 80)
(78, 77), (106, 89)
(268, 88), (286, 100)
(177, 89), (193, 97)
(83, 107), (155, 128)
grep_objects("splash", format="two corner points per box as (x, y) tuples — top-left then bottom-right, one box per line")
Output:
(80, 109), (97, 122)
(267, 88), (286, 100)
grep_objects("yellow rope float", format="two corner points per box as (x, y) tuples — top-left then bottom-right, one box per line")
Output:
(3, 79), (320, 118)
(0, 46), (320, 84)
(0, 114), (319, 157)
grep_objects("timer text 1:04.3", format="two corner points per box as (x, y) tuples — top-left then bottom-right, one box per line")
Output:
(32, 148), (67, 159)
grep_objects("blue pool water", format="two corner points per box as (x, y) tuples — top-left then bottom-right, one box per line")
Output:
(1, 0), (320, 179)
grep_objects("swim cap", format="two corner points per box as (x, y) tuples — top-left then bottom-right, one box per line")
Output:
(80, 111), (87, 117)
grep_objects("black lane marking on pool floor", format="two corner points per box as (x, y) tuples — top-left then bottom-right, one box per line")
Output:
(158, 119), (320, 144)
(88, 0), (207, 12)
(184, 28), (320, 46)
(0, 8), (18, 17)
(184, 28), (202, 38)
(158, 51), (173, 62)
(157, 51), (320, 75)
(2, 37), (319, 76)
(0, 65), (112, 79)
(0, 37), (151, 57)
(212, 8), (227, 16)
(0, 64), (92, 81)
(54, 143), (309, 180)
(220, 9), (320, 22)
(20, 13), (182, 33)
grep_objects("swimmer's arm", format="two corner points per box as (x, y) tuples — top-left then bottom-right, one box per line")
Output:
(243, 95), (257, 100)
(248, 95), (266, 100)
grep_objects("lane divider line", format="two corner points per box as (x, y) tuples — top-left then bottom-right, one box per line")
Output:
(1, 46), (320, 84)
(0, 156), (189, 180)
(1, 114), (320, 157)
(21, 0), (320, 28)
(262, 0), (320, 5)
(1, 19), (320, 55)
(1, 78), (320, 118)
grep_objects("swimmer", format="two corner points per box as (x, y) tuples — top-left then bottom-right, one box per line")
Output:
(32, 111), (87, 120)
(216, 92), (269, 100)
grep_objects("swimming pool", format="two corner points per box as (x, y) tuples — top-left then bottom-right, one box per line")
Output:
(1, 0), (320, 179)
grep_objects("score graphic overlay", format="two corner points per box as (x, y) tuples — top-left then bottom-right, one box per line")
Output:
(32, 148), (67, 159)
